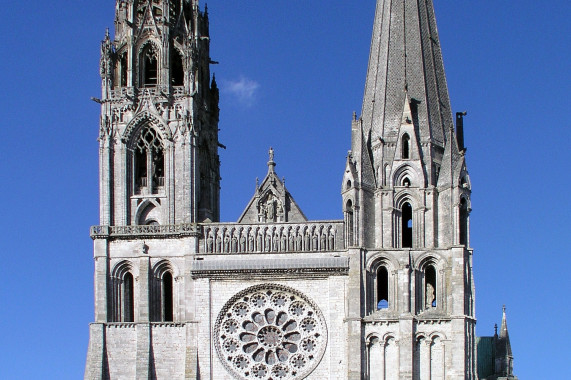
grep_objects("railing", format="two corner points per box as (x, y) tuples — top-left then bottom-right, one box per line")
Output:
(90, 224), (200, 239)
(108, 86), (187, 100)
(202, 221), (344, 254)
(90, 221), (345, 253)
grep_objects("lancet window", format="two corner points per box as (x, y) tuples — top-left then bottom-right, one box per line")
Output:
(110, 263), (135, 323)
(424, 264), (437, 309)
(402, 202), (413, 248)
(376, 266), (389, 310)
(134, 126), (165, 195)
(171, 48), (184, 86)
(459, 197), (468, 246)
(345, 200), (354, 246)
(141, 44), (158, 87)
(151, 263), (174, 322)
(402, 133), (410, 159)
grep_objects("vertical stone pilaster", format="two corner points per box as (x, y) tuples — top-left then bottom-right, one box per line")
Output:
(84, 323), (105, 380)
(138, 254), (150, 322)
(94, 239), (109, 322)
(135, 323), (150, 379)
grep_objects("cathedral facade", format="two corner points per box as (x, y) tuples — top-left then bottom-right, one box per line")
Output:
(84, 1), (515, 379)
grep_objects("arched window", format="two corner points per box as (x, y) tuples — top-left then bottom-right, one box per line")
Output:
(134, 126), (164, 195)
(402, 202), (413, 248)
(459, 198), (468, 246)
(171, 49), (184, 86)
(162, 272), (173, 322)
(120, 53), (128, 87)
(123, 272), (134, 322)
(346, 200), (354, 246)
(377, 266), (389, 309)
(346, 180), (352, 190)
(402, 133), (410, 159)
(425, 265), (437, 308)
(111, 263), (135, 322)
(141, 44), (158, 86)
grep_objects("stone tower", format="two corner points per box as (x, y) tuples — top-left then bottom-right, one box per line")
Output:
(97, 0), (220, 227)
(84, 1), (489, 379)
(341, 0), (476, 378)
(85, 1), (220, 378)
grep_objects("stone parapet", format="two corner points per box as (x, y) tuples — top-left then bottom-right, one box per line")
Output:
(201, 221), (344, 254)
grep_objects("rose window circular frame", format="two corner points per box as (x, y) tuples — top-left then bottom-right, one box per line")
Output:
(214, 284), (328, 380)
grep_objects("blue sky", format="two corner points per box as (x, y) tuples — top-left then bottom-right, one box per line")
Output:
(0, 1), (569, 378)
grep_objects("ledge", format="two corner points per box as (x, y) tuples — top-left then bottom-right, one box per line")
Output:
(90, 224), (200, 240)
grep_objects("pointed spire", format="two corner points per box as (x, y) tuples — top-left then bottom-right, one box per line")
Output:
(361, 0), (454, 146)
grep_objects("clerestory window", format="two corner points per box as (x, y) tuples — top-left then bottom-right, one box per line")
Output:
(134, 126), (164, 195)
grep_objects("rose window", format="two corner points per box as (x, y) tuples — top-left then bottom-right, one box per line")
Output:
(214, 284), (327, 379)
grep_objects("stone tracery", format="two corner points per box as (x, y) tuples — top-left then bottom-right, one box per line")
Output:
(214, 284), (327, 380)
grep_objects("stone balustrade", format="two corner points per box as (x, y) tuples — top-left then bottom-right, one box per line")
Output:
(201, 221), (344, 254)
(90, 224), (200, 239)
(90, 221), (345, 254)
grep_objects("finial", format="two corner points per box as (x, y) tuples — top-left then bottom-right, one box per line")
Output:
(494, 323), (498, 336)
(105, 28), (110, 39)
(352, 111), (357, 121)
(256, 177), (259, 189)
(503, 304), (506, 314)
(267, 147), (276, 173)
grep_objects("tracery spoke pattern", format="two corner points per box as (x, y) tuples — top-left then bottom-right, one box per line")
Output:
(215, 284), (327, 380)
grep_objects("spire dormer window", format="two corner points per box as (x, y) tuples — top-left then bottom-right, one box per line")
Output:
(402, 133), (410, 159)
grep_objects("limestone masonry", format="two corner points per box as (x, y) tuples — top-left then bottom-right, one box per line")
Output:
(84, 1), (517, 379)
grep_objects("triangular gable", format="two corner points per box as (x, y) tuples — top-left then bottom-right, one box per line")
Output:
(238, 149), (307, 223)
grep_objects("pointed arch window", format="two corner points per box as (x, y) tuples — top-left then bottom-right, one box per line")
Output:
(402, 202), (413, 248)
(134, 126), (165, 195)
(110, 263), (135, 322)
(162, 272), (174, 322)
(120, 53), (128, 87)
(425, 265), (437, 309)
(345, 200), (354, 246)
(376, 266), (389, 309)
(141, 44), (158, 87)
(402, 133), (410, 159)
(123, 273), (134, 322)
(171, 48), (184, 87)
(459, 198), (468, 246)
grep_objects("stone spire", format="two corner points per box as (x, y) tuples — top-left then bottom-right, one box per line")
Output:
(494, 306), (516, 378)
(361, 0), (453, 145)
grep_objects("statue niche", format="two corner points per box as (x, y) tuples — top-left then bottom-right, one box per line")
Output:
(257, 193), (284, 223)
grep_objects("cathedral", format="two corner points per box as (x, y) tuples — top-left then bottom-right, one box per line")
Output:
(84, 1), (517, 379)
